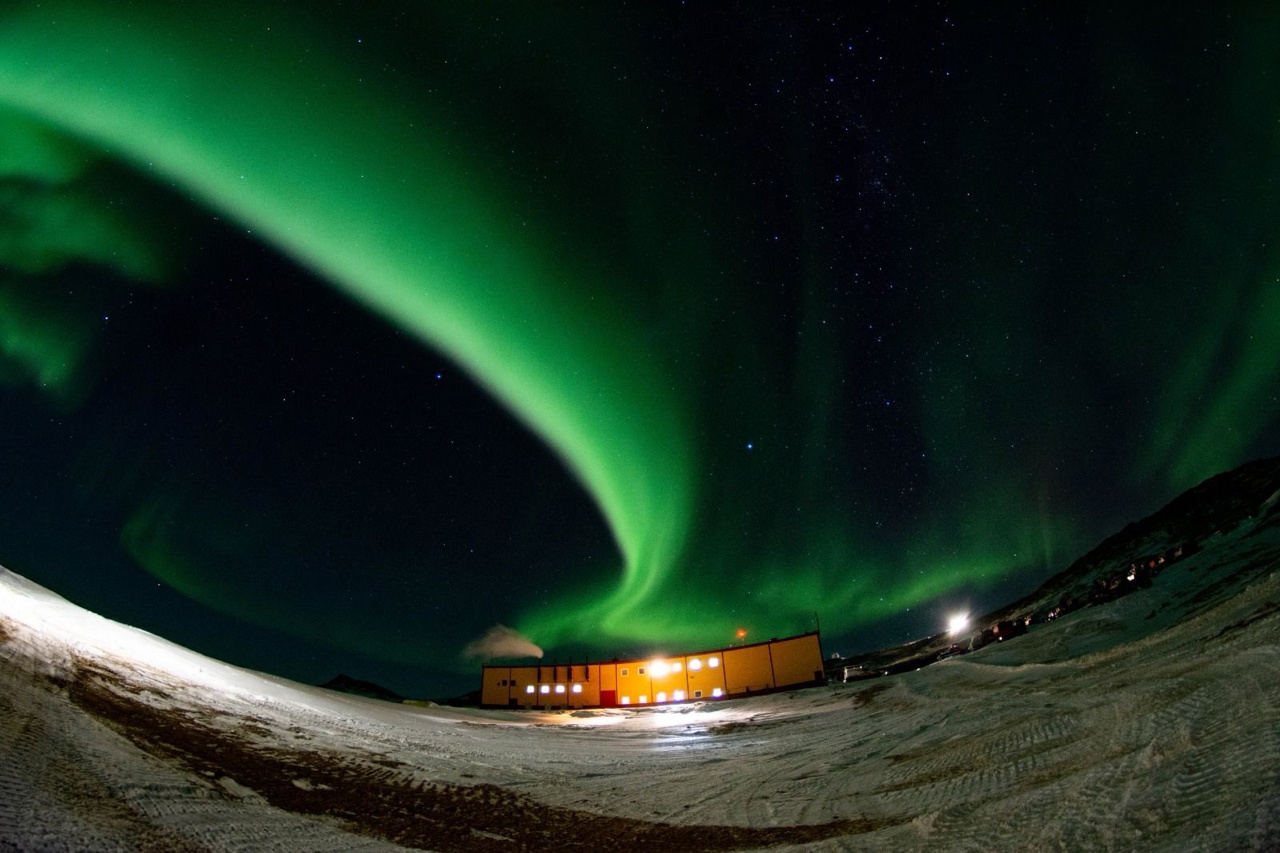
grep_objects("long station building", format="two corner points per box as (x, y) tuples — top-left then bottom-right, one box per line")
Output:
(480, 631), (825, 709)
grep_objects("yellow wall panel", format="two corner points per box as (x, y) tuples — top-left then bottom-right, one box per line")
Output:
(480, 666), (510, 705)
(481, 633), (824, 708)
(684, 653), (727, 699)
(770, 634), (824, 688)
(723, 644), (775, 694)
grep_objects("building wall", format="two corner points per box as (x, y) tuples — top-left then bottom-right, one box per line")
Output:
(480, 632), (824, 709)
(486, 663), (600, 708)
(723, 643), (774, 694)
(615, 660), (651, 705)
(683, 652), (728, 700)
(481, 666), (514, 705)
(770, 633), (825, 688)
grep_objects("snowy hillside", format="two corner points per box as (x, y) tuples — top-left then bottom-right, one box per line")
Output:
(2, 463), (1280, 850)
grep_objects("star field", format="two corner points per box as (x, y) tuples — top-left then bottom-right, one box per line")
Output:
(0, 2), (1277, 696)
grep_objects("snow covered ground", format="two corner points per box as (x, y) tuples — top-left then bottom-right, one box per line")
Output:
(2, 508), (1279, 850)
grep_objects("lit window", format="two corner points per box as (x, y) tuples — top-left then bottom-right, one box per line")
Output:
(712, 687), (723, 698)
(656, 692), (667, 703)
(650, 660), (669, 677)
(672, 662), (682, 672)
(540, 685), (550, 694)
(673, 690), (685, 701)
(688, 658), (702, 671)
(526, 685), (535, 694)
(555, 684), (566, 694)
(639, 694), (648, 704)
(572, 683), (583, 694)
(708, 657), (720, 668)
(621, 668), (629, 676)
(621, 696), (631, 705)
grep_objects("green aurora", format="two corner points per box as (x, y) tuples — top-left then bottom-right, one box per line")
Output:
(0, 3), (1277, 692)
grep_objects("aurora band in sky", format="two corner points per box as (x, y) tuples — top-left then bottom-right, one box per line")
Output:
(0, 2), (702, 650)
(1, 2), (1278, 672)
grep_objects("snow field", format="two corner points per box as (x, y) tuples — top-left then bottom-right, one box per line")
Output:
(0, 515), (1277, 851)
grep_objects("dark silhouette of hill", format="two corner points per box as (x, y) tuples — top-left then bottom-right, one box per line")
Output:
(318, 673), (405, 703)
(993, 455), (1280, 622)
(834, 455), (1280, 676)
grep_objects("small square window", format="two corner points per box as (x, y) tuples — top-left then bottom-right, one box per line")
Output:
(621, 696), (631, 705)
(540, 684), (551, 694)
(555, 684), (566, 694)
(672, 662), (682, 672)
(526, 685), (535, 694)
(694, 690), (703, 698)
(708, 657), (720, 668)
(712, 687), (723, 698)
(638, 667), (646, 675)
(639, 694), (648, 704)
(572, 684), (583, 694)
(620, 668), (629, 676)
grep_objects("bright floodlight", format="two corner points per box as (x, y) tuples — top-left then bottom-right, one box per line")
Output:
(948, 613), (970, 635)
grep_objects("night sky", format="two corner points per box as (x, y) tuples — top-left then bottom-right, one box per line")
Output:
(1, 2), (1278, 697)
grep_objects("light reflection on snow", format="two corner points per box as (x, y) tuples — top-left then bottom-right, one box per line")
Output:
(3, 500), (1280, 852)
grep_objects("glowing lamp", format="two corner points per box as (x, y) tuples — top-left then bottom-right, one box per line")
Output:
(948, 613), (970, 635)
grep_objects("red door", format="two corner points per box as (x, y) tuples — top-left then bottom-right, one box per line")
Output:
(600, 690), (617, 708)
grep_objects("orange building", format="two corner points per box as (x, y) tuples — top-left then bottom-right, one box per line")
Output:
(480, 631), (825, 709)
